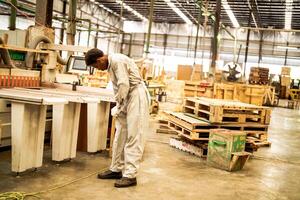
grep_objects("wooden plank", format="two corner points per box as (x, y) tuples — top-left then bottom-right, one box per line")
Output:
(177, 65), (193, 80)
(14, 88), (98, 103)
(52, 103), (81, 161)
(0, 89), (67, 105)
(11, 102), (47, 172)
(42, 88), (114, 103)
(87, 101), (110, 153)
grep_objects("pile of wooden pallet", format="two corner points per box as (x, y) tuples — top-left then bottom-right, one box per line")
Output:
(249, 67), (269, 85)
(158, 97), (272, 157)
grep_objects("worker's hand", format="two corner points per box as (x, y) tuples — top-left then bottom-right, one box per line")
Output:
(115, 84), (129, 105)
(111, 106), (120, 117)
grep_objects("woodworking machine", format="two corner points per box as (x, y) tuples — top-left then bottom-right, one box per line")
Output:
(0, 26), (94, 148)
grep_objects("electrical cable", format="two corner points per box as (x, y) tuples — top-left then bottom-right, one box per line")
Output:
(0, 167), (108, 200)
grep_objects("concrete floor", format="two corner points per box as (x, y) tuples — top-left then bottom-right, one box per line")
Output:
(0, 107), (300, 200)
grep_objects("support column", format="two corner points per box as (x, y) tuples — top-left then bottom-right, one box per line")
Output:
(128, 34), (133, 57)
(258, 30), (264, 64)
(284, 42), (289, 66)
(243, 11), (252, 77)
(67, 0), (77, 47)
(95, 24), (99, 48)
(35, 0), (54, 27)
(145, 0), (155, 56)
(59, 0), (67, 56)
(9, 0), (17, 30)
(210, 0), (221, 74)
(163, 34), (168, 56)
(120, 33), (125, 53)
(194, 1), (202, 63)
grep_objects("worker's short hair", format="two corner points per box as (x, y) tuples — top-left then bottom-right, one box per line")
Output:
(85, 48), (104, 66)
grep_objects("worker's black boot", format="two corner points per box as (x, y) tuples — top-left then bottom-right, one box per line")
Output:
(97, 170), (122, 179)
(114, 177), (137, 188)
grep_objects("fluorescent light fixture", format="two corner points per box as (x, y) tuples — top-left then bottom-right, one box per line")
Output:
(222, 0), (239, 28)
(285, 0), (293, 29)
(163, 0), (192, 24)
(115, 0), (148, 21)
(98, 3), (126, 20)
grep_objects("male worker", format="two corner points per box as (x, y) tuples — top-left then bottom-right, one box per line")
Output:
(85, 49), (150, 188)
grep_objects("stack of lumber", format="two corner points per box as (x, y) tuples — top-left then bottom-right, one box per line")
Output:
(249, 67), (269, 85)
(158, 97), (272, 156)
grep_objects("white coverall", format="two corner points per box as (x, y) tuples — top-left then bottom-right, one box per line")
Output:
(108, 53), (150, 178)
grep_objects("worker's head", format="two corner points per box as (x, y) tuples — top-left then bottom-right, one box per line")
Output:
(85, 48), (108, 70)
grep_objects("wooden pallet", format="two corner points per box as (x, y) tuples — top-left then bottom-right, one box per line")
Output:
(156, 119), (178, 135)
(184, 97), (271, 124)
(249, 80), (269, 85)
(247, 136), (271, 147)
(163, 111), (269, 141)
(184, 81), (211, 97)
(169, 137), (207, 158)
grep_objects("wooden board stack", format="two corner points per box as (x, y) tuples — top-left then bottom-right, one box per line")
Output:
(249, 67), (269, 85)
(159, 97), (272, 156)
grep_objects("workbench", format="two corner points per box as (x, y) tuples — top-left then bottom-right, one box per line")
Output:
(0, 86), (115, 172)
(0, 89), (67, 173)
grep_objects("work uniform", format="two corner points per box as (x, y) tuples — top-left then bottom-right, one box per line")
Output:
(108, 53), (150, 178)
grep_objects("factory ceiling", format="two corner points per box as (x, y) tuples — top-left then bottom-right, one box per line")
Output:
(97, 0), (300, 30)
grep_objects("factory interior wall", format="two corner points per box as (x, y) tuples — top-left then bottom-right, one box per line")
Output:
(1, 14), (300, 79)
(123, 21), (300, 79)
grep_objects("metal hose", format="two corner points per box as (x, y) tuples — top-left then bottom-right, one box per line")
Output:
(25, 35), (67, 68)
(0, 37), (18, 68)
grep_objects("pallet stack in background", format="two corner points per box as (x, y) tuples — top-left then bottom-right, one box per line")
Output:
(184, 81), (212, 97)
(280, 67), (291, 99)
(249, 67), (269, 85)
(158, 97), (272, 157)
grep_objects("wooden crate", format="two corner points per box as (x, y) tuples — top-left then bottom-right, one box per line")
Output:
(213, 83), (275, 106)
(249, 67), (269, 85)
(184, 81), (210, 97)
(207, 129), (248, 171)
(183, 97), (271, 124)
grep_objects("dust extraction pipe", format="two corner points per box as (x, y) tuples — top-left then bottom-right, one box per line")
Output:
(25, 35), (67, 68)
(0, 37), (18, 68)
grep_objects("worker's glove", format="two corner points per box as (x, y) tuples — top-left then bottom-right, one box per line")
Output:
(111, 105), (120, 117)
(115, 84), (129, 105)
